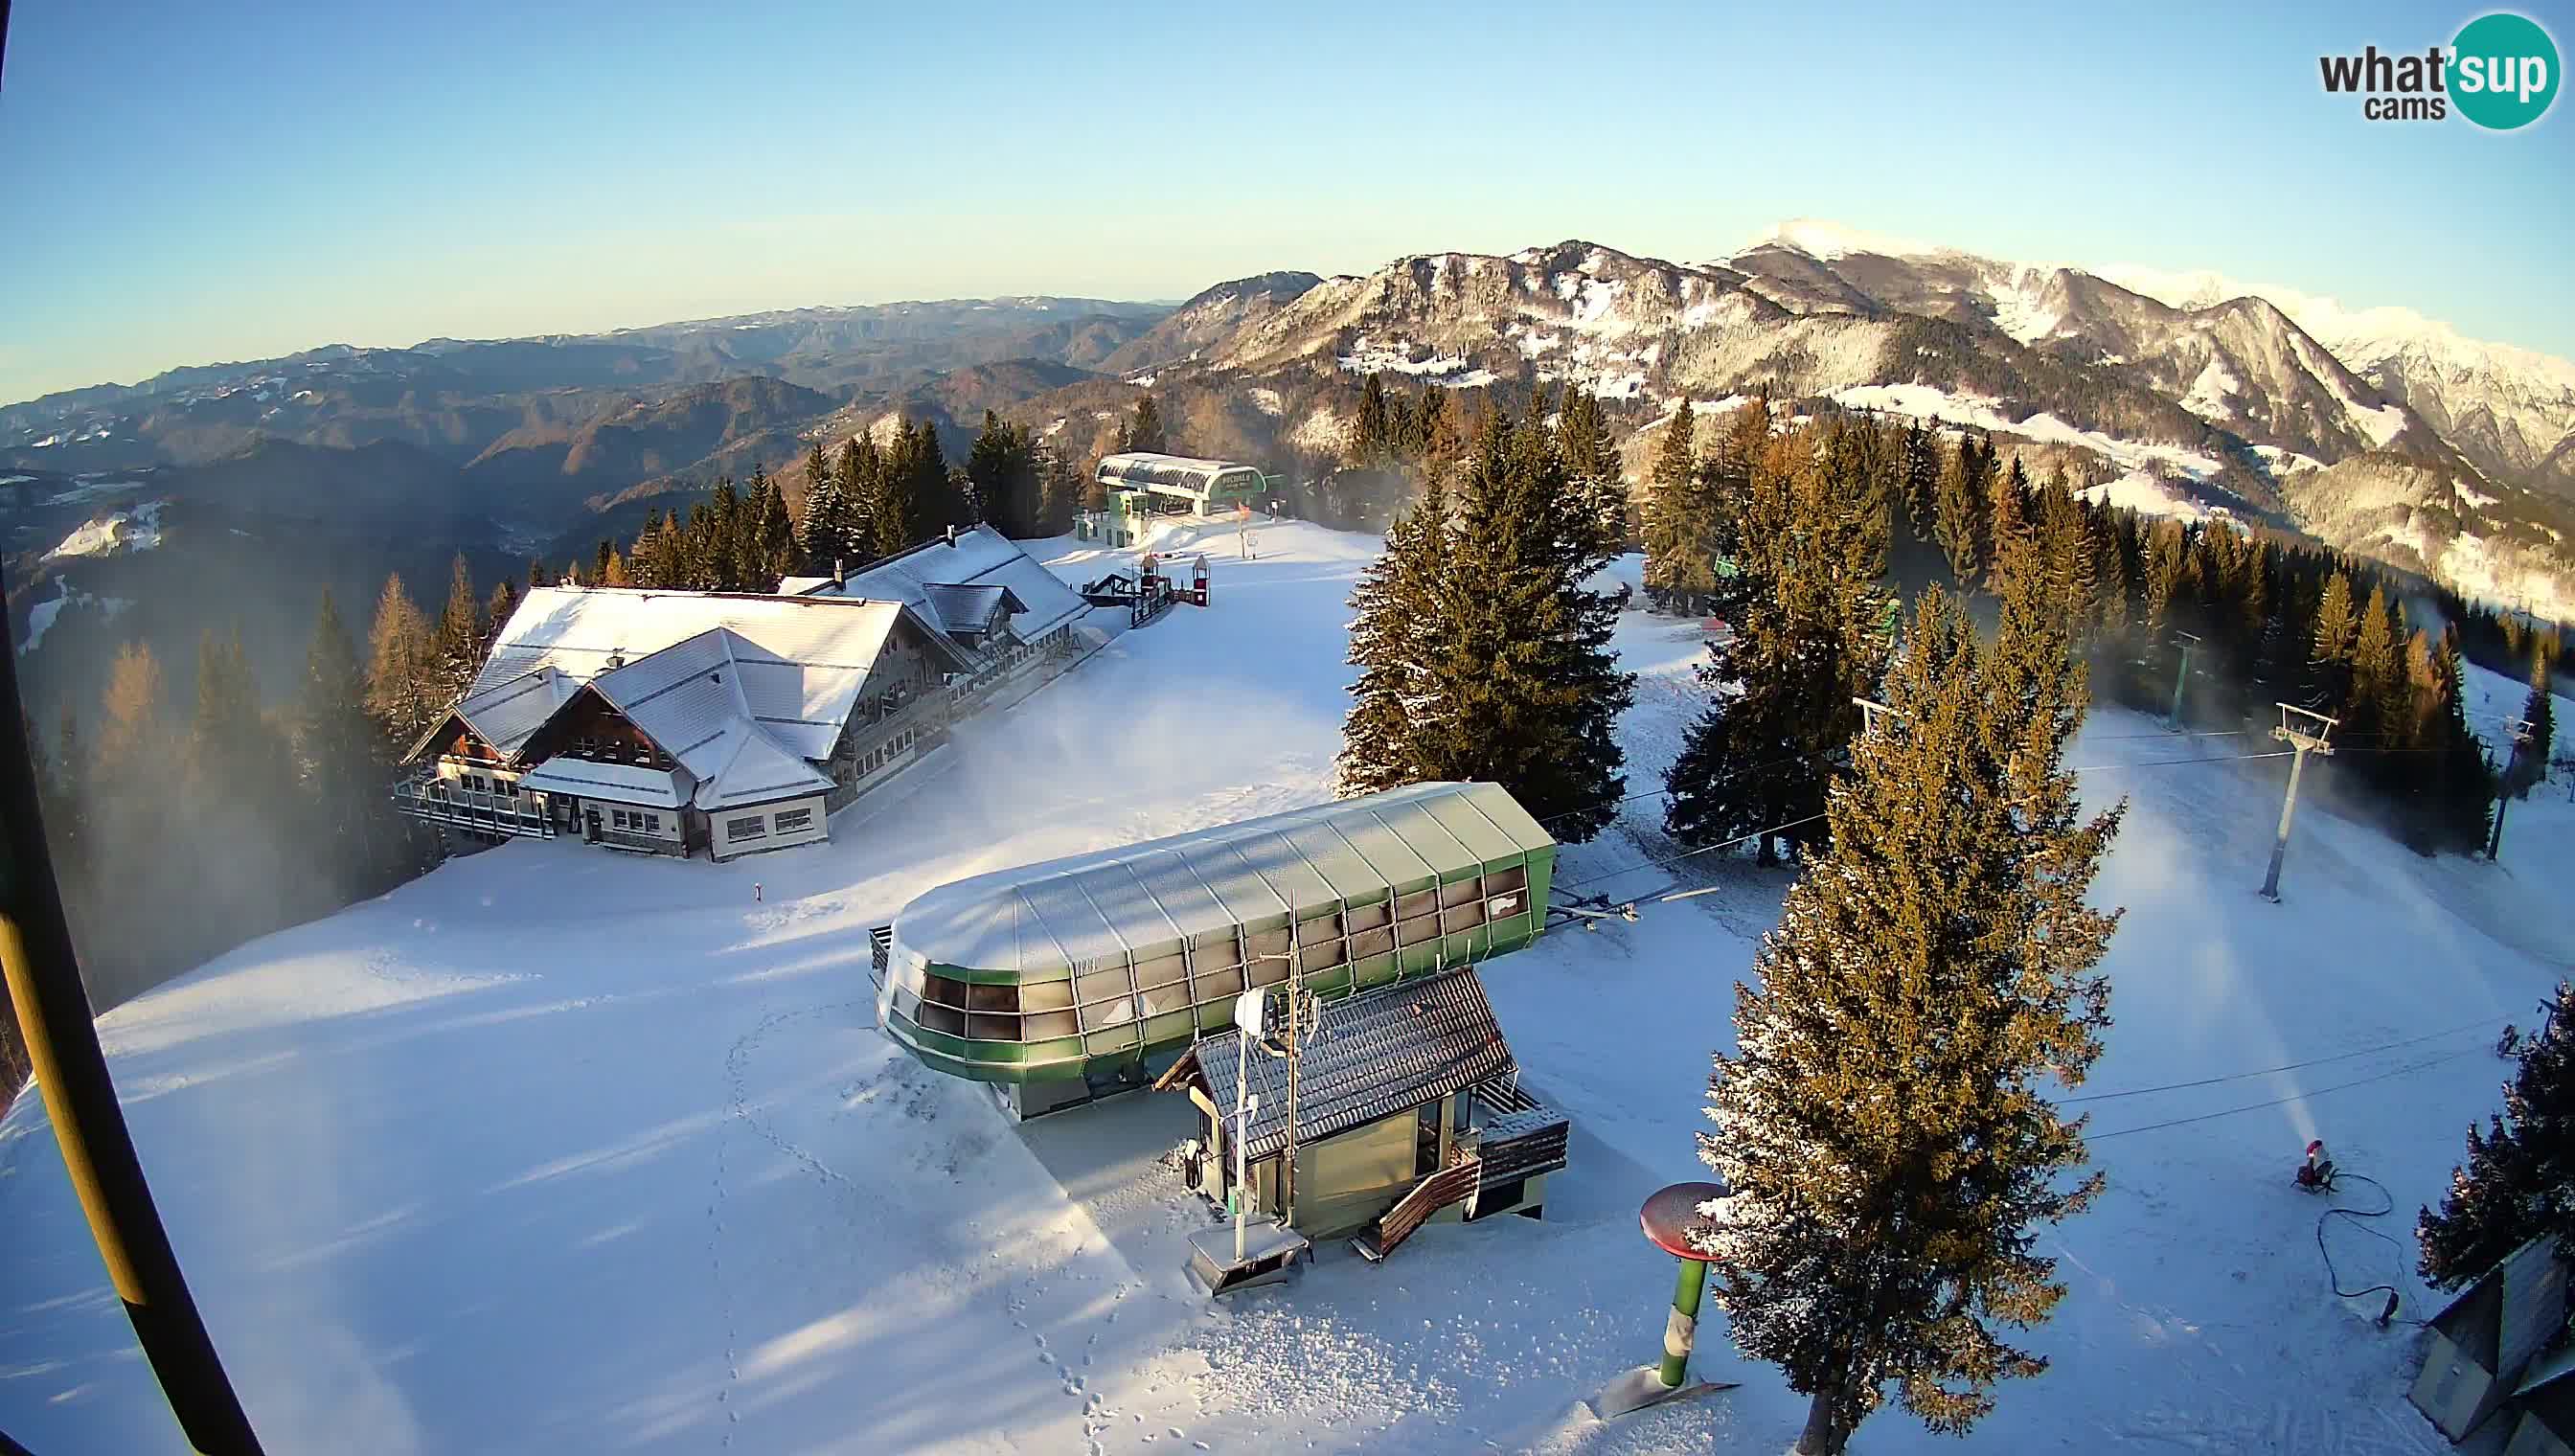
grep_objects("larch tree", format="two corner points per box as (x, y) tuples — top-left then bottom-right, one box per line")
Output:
(364, 574), (437, 751)
(2308, 570), (2360, 709)
(1696, 582), (2123, 1456)
(2419, 980), (2575, 1287)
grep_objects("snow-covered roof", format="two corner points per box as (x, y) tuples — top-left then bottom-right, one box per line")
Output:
(1175, 966), (1515, 1162)
(582, 629), (847, 810)
(469, 587), (968, 761)
(1095, 452), (1265, 496)
(434, 667), (580, 761)
(920, 581), (1017, 637)
(891, 782), (1551, 976)
(517, 757), (689, 808)
(797, 525), (1088, 645)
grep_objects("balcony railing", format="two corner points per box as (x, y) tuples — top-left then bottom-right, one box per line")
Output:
(392, 777), (555, 838)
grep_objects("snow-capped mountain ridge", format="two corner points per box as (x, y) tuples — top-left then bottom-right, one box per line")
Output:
(1177, 226), (2574, 619)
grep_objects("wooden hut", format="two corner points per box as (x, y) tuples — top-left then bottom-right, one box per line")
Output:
(1154, 966), (1568, 1257)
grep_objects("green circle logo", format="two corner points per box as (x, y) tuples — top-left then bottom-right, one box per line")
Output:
(2452, 12), (2560, 129)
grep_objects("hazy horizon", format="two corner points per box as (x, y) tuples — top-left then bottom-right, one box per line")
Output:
(3, 0), (2569, 406)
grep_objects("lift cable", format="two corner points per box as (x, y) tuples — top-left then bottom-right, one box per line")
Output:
(2061, 1015), (2508, 1104)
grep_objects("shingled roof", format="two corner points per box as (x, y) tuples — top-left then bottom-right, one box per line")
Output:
(1169, 967), (1515, 1162)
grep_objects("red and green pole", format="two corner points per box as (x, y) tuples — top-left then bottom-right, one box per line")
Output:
(1659, 1254), (1711, 1388)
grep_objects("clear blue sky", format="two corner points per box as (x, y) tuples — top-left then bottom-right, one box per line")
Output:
(1, 0), (2568, 406)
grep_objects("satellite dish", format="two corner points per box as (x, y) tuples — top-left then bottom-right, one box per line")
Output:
(1233, 987), (1268, 1040)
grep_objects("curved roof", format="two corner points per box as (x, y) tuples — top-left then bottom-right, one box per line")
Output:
(892, 782), (1551, 977)
(1095, 452), (1265, 494)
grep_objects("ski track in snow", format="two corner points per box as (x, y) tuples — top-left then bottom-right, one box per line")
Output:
(0, 518), (2567, 1455)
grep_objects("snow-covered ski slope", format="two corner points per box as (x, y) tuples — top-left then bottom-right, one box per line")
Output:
(1, 519), (2568, 1455)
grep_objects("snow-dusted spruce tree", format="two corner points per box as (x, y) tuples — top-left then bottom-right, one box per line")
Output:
(1333, 473), (1450, 799)
(1695, 577), (2125, 1456)
(1664, 415), (1892, 866)
(2419, 980), (2575, 1287)
(1430, 405), (1632, 841)
(1558, 386), (1629, 548)
(1332, 405), (1632, 842)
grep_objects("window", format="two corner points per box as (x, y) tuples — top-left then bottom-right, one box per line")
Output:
(610, 809), (629, 830)
(726, 814), (766, 841)
(640, 813), (659, 833)
(773, 808), (813, 833)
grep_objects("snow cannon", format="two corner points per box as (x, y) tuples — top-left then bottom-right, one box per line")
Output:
(1590, 1181), (1741, 1419)
(2296, 1138), (2336, 1193)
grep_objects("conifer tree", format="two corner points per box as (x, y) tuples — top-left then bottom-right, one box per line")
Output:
(2035, 476), (2097, 634)
(364, 574), (436, 750)
(1558, 387), (1627, 546)
(752, 471), (798, 585)
(1900, 421), (1940, 543)
(874, 422), (922, 556)
(2419, 980), (2575, 1287)
(1984, 457), (2037, 599)
(2509, 650), (2556, 799)
(1932, 437), (1982, 585)
(486, 580), (519, 651)
(593, 539), (613, 585)
(1125, 394), (1166, 455)
(2429, 630), (2496, 853)
(602, 545), (630, 587)
(298, 590), (411, 899)
(2138, 519), (2190, 638)
(1696, 583), (2122, 1456)
(1333, 474), (1450, 798)
(427, 554), (484, 707)
(1666, 419), (1893, 864)
(2346, 583), (2403, 742)
(1349, 375), (1391, 468)
(528, 557), (549, 593)
(1333, 408), (1632, 839)
(2309, 570), (2359, 708)
(1417, 386), (1462, 476)
(1640, 400), (1703, 611)
(1434, 407), (1632, 838)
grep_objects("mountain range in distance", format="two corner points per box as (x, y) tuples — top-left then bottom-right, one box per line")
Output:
(7, 221), (2571, 719)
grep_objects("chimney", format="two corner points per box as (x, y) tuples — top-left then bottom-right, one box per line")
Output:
(946, 525), (960, 548)
(833, 557), (845, 588)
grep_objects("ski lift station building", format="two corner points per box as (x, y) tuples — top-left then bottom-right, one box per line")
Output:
(1082, 452), (1269, 546)
(874, 781), (1556, 1117)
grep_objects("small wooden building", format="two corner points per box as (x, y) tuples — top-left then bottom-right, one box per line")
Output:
(2412, 1237), (2569, 1444)
(1154, 966), (1568, 1256)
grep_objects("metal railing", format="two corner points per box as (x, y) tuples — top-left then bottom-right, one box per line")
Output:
(589, 825), (680, 854)
(391, 778), (555, 838)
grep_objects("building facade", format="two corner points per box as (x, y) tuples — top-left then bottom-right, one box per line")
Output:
(398, 526), (1092, 862)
